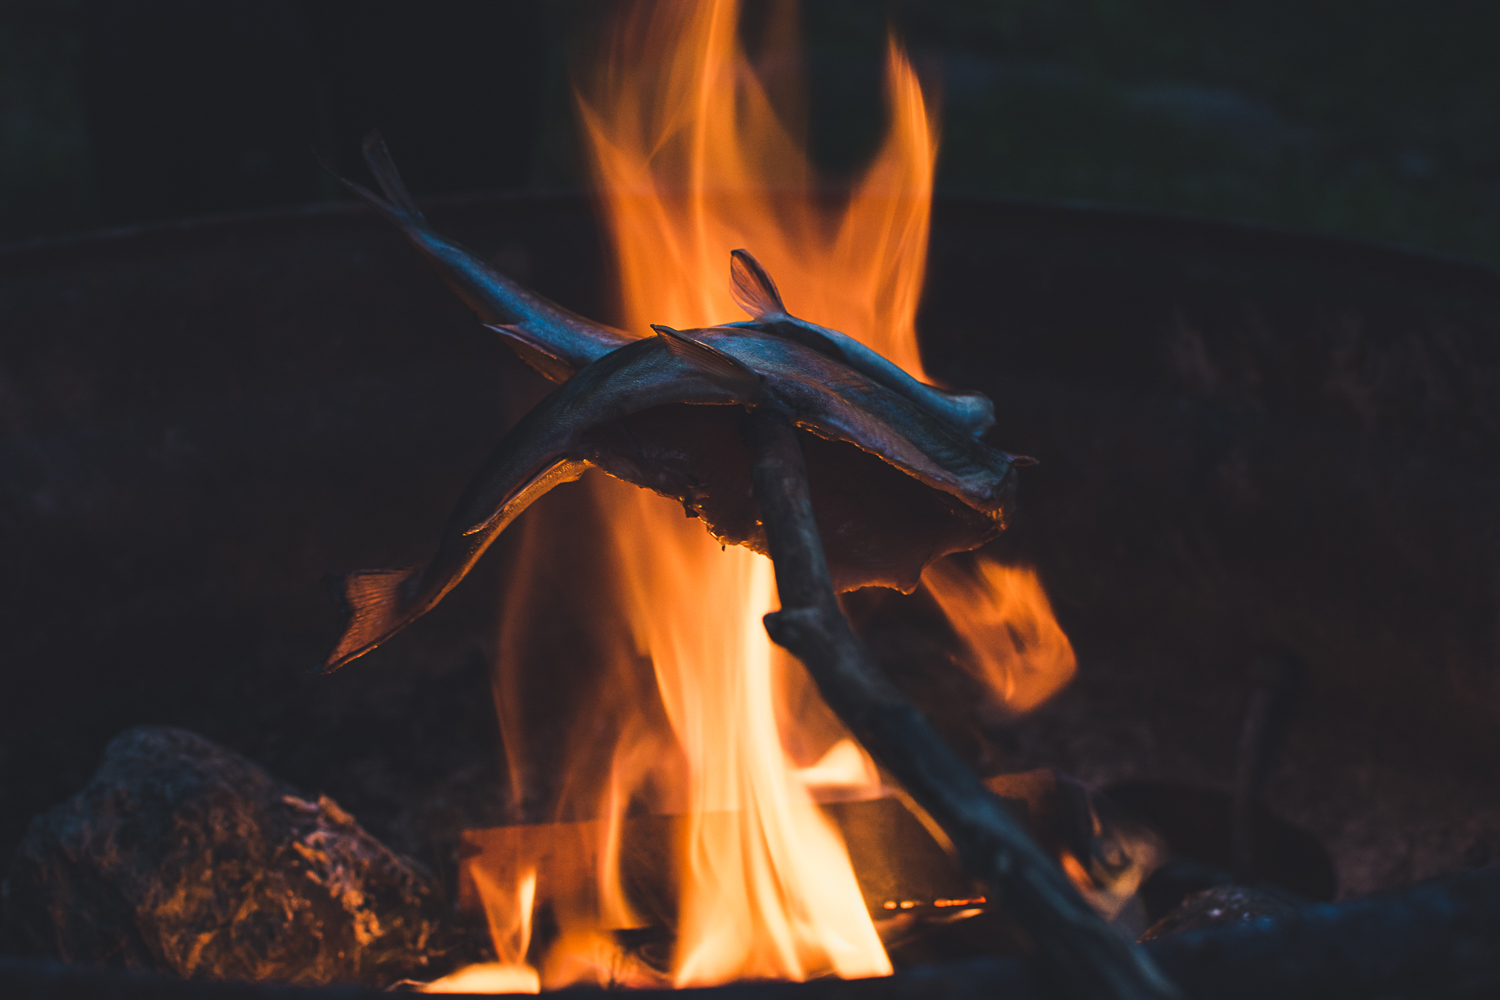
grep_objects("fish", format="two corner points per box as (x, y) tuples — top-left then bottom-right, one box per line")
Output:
(722, 249), (996, 438)
(320, 135), (1022, 672)
(340, 132), (995, 439)
(328, 131), (636, 384)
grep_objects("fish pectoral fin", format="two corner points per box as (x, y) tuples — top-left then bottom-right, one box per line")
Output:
(360, 130), (425, 221)
(729, 249), (787, 319)
(323, 565), (423, 672)
(483, 323), (576, 383)
(652, 325), (762, 396)
(316, 151), (423, 247)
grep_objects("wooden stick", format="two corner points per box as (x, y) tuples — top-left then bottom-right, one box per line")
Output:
(1233, 650), (1301, 884)
(747, 407), (1179, 1000)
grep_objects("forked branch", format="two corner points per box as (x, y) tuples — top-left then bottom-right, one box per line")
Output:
(747, 407), (1179, 1000)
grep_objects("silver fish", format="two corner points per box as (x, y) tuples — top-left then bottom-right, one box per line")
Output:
(321, 135), (1021, 672)
(344, 131), (997, 440)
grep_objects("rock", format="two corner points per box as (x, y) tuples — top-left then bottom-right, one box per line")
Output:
(1137, 883), (1298, 941)
(1, 726), (450, 986)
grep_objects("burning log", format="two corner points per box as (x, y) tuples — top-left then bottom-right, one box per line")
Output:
(453, 796), (972, 958)
(452, 770), (1157, 940)
(0, 728), (459, 987)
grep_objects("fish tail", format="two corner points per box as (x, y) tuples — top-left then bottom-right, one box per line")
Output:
(313, 131), (424, 230)
(322, 566), (423, 672)
(315, 150), (407, 227)
(360, 130), (425, 221)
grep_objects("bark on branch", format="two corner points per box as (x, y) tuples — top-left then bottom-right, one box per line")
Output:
(747, 407), (1179, 1000)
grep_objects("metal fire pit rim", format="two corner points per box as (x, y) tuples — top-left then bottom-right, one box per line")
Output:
(6, 187), (1499, 295)
(0, 188), (578, 259)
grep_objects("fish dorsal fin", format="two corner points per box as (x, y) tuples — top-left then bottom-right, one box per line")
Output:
(361, 130), (425, 221)
(730, 249), (788, 319)
(653, 325), (761, 396)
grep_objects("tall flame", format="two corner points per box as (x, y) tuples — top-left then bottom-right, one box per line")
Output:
(573, 3), (909, 981)
(578, 0), (936, 373)
(598, 495), (886, 984)
(464, 1), (1078, 991)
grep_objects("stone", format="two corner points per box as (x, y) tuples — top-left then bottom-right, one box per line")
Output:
(1, 726), (451, 986)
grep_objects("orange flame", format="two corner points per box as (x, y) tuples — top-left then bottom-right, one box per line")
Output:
(577, 0), (936, 371)
(570, 3), (935, 982)
(462, 0), (1079, 991)
(600, 506), (886, 984)
(421, 867), (539, 993)
(923, 560), (1077, 715)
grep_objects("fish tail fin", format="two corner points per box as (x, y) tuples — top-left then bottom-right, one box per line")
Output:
(730, 249), (787, 318)
(360, 130), (425, 221)
(320, 135), (632, 366)
(315, 148), (413, 229)
(652, 325), (762, 396)
(313, 130), (425, 231)
(322, 566), (423, 672)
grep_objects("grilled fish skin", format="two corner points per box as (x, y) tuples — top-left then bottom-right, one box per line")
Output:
(324, 326), (1014, 671)
(320, 135), (1021, 672)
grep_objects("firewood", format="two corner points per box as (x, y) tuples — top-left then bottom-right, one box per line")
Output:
(747, 407), (1179, 1000)
(453, 797), (978, 935)
(452, 773), (1147, 939)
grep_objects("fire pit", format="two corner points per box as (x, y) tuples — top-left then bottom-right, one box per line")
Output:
(3, 3), (1499, 997)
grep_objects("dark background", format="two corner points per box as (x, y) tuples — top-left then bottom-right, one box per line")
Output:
(4, 0), (1500, 259)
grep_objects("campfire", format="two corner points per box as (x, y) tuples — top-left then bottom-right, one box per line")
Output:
(317, 3), (1159, 992)
(4, 2), (1499, 999)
